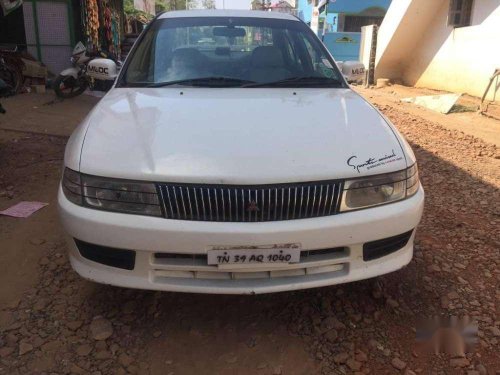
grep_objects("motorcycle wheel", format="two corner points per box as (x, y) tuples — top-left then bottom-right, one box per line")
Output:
(0, 62), (22, 94)
(53, 74), (87, 98)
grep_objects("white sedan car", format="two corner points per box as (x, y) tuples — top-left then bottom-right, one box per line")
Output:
(58, 10), (424, 294)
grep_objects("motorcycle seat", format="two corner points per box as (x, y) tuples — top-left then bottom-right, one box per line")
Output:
(0, 44), (18, 52)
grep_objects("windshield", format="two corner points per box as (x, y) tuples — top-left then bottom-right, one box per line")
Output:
(120, 16), (345, 88)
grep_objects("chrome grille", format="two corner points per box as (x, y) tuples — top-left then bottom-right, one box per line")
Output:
(157, 181), (342, 222)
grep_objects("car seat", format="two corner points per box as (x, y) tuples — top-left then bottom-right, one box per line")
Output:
(249, 46), (290, 83)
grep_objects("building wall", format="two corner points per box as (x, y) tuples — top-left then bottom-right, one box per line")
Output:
(298, 0), (391, 62)
(359, 24), (376, 69)
(470, 0), (499, 24)
(297, 0), (313, 23)
(403, 0), (500, 101)
(375, 0), (438, 80)
(22, 0), (74, 75)
(376, 0), (500, 102)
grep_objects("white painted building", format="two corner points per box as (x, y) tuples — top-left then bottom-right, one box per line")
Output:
(374, 0), (500, 102)
(270, 0), (297, 15)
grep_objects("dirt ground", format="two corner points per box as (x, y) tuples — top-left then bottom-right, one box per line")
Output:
(0, 87), (498, 375)
(356, 84), (500, 147)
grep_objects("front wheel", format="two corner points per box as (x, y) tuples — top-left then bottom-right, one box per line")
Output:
(53, 74), (87, 98)
(0, 62), (22, 94)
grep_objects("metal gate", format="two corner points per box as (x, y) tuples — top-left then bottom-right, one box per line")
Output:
(23, 0), (75, 75)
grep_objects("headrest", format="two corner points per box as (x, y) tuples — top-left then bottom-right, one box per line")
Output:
(251, 46), (284, 68)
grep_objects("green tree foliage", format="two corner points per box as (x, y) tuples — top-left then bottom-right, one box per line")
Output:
(124, 0), (153, 17)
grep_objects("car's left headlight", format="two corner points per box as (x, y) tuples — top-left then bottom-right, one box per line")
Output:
(340, 164), (420, 212)
(62, 168), (162, 217)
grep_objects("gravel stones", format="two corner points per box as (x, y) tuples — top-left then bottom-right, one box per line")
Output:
(89, 317), (113, 341)
(67, 320), (83, 331)
(488, 326), (500, 337)
(118, 353), (134, 367)
(449, 357), (470, 367)
(18, 342), (33, 356)
(323, 329), (338, 342)
(333, 352), (349, 364)
(1, 89), (499, 374)
(391, 357), (407, 370)
(76, 344), (93, 357)
(0, 347), (15, 358)
(346, 358), (362, 371)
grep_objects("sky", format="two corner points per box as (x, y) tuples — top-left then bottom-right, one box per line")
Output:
(214, 0), (252, 9)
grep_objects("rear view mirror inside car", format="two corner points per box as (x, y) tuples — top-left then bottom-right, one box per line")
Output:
(213, 26), (246, 38)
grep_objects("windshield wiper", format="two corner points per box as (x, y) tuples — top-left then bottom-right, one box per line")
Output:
(242, 76), (343, 88)
(147, 77), (256, 88)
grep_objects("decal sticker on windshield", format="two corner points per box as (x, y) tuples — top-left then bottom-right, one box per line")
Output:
(347, 150), (403, 173)
(322, 67), (335, 78)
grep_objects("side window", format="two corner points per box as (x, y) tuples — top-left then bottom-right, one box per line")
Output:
(448, 0), (474, 28)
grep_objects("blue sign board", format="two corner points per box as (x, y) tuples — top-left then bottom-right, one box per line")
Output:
(322, 32), (362, 62)
(326, 0), (391, 14)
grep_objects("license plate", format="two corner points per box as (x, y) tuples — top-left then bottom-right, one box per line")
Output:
(207, 245), (301, 265)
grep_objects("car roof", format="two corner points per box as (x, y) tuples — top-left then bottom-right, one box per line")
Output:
(158, 9), (300, 21)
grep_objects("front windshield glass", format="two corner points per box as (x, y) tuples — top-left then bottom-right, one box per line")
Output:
(121, 16), (345, 88)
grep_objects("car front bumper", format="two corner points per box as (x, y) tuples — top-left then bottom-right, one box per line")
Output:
(58, 185), (424, 294)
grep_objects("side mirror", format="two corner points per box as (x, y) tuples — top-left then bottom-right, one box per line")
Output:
(87, 58), (118, 81)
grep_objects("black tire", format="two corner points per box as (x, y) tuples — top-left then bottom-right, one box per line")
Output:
(0, 62), (22, 93)
(53, 74), (87, 98)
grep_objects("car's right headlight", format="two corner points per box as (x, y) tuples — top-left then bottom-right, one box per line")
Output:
(61, 168), (162, 217)
(340, 163), (419, 212)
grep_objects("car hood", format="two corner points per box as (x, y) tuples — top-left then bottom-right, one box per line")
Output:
(79, 88), (409, 184)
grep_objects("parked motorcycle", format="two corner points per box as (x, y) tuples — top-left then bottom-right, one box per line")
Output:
(0, 50), (23, 94)
(0, 48), (17, 114)
(54, 42), (121, 99)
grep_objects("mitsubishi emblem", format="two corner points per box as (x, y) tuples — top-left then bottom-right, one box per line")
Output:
(246, 200), (260, 212)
